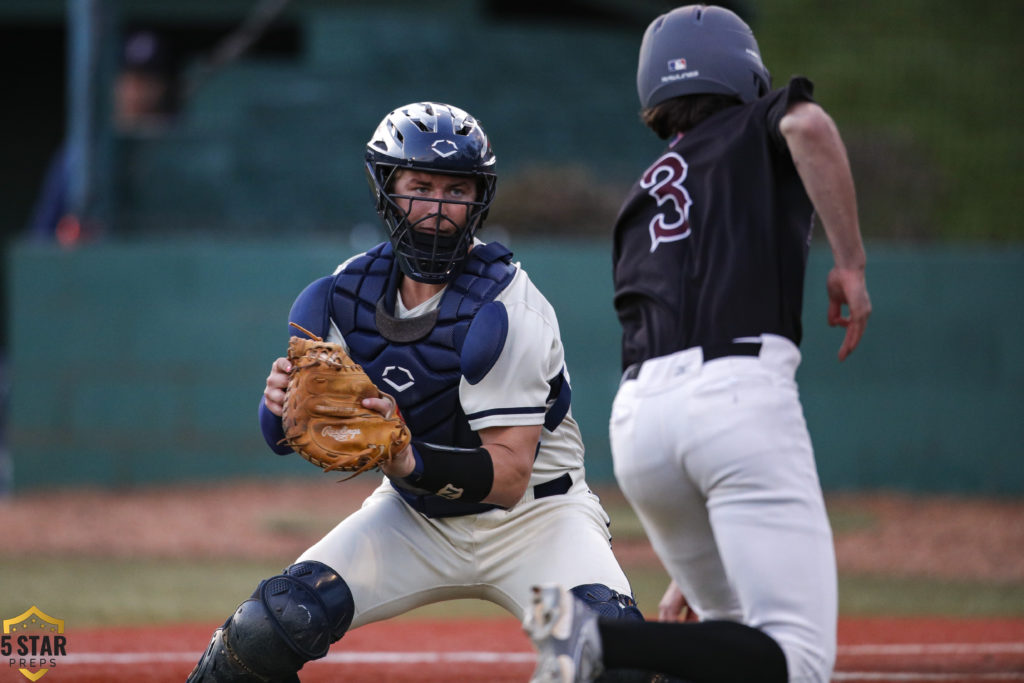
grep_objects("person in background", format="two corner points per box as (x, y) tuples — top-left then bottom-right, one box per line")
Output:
(25, 29), (180, 246)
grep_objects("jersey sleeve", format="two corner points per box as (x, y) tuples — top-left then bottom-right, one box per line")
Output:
(767, 76), (816, 152)
(260, 271), (345, 454)
(286, 275), (334, 340)
(460, 286), (561, 431)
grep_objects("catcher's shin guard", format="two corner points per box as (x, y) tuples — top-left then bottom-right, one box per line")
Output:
(187, 561), (354, 682)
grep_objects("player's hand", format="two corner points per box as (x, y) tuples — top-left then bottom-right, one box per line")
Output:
(363, 397), (416, 478)
(658, 580), (698, 622)
(363, 395), (397, 419)
(263, 357), (292, 416)
(826, 266), (871, 361)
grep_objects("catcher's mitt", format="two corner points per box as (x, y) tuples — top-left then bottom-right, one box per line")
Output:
(279, 323), (412, 479)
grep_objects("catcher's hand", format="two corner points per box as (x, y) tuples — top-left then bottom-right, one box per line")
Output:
(279, 323), (412, 479)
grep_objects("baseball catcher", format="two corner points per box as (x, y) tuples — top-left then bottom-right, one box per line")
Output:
(279, 322), (411, 478)
(188, 102), (645, 683)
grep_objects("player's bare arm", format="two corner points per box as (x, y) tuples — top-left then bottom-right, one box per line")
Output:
(477, 423), (540, 507)
(781, 100), (872, 360)
(374, 411), (537, 508)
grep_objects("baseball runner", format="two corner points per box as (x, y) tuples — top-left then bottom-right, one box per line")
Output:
(525, 6), (871, 683)
(187, 102), (649, 683)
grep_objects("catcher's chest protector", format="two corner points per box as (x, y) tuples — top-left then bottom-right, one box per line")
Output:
(330, 242), (516, 448)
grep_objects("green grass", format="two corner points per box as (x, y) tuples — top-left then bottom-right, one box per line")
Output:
(7, 492), (1011, 628)
(0, 557), (284, 627)
(837, 575), (1024, 618)
(624, 565), (1024, 620)
(2, 556), (1020, 628)
(604, 499), (1024, 619)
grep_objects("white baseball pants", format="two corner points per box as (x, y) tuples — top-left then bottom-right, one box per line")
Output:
(297, 474), (633, 628)
(610, 334), (837, 683)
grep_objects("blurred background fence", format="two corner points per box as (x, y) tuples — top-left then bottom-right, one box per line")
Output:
(2, 0), (1021, 495)
(7, 240), (1024, 495)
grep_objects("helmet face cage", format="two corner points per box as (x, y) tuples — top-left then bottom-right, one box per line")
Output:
(364, 102), (497, 284)
(637, 5), (771, 109)
(368, 162), (497, 284)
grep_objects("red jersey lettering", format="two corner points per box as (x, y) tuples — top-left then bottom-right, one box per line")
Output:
(640, 152), (692, 251)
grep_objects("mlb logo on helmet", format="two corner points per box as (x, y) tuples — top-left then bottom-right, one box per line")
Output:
(667, 58), (687, 71)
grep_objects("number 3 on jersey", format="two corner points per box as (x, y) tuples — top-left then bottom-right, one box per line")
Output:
(641, 151), (693, 252)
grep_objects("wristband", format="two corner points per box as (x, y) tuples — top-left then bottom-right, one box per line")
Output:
(402, 441), (494, 503)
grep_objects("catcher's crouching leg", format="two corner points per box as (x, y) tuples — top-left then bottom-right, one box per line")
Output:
(187, 561), (354, 683)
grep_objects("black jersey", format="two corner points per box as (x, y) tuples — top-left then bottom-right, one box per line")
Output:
(612, 77), (817, 371)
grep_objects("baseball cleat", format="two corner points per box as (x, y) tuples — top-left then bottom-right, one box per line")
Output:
(524, 584), (604, 683)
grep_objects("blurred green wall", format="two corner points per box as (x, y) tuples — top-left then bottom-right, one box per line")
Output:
(107, 5), (658, 239)
(7, 240), (1023, 494)
(6, 1), (1014, 242)
(4, 1), (1021, 495)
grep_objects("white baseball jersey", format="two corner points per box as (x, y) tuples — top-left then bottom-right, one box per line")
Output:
(327, 245), (586, 490)
(298, 243), (630, 627)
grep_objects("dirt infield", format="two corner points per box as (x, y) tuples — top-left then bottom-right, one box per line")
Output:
(3, 478), (1023, 583)
(29, 616), (1024, 682)
(3, 479), (1024, 681)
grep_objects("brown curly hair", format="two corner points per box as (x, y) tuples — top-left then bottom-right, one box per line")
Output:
(641, 93), (742, 139)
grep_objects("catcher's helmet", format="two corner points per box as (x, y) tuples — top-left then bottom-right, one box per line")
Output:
(637, 5), (771, 109)
(365, 102), (497, 284)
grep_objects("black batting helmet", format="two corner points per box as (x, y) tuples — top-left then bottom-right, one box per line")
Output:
(365, 102), (497, 284)
(637, 5), (771, 109)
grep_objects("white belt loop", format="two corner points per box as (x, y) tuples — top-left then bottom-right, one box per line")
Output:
(758, 334), (802, 378)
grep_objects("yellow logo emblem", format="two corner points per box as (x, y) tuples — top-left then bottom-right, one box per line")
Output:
(2, 606), (67, 681)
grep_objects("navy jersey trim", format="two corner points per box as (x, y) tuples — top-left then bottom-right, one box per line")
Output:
(544, 369), (572, 432)
(466, 406), (546, 421)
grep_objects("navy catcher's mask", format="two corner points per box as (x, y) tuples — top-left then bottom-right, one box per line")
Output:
(365, 102), (498, 285)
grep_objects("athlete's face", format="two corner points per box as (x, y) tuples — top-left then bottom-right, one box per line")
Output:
(391, 170), (478, 235)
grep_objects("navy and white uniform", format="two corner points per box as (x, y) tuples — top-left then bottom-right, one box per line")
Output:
(266, 240), (632, 627)
(610, 78), (839, 682)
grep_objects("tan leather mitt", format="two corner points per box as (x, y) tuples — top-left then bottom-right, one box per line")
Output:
(280, 326), (411, 478)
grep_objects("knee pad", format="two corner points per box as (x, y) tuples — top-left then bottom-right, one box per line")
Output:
(279, 560), (355, 644)
(187, 561), (354, 682)
(572, 586), (681, 683)
(571, 583), (644, 621)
